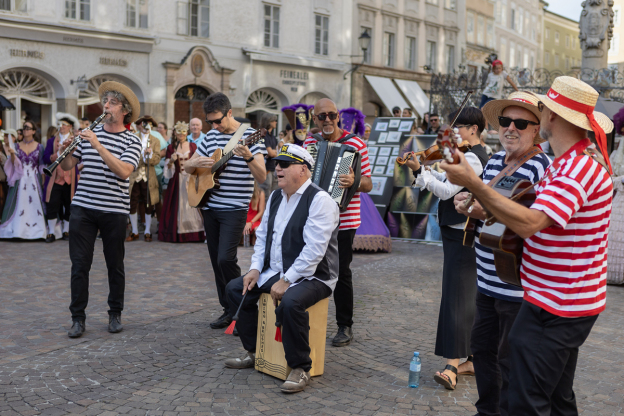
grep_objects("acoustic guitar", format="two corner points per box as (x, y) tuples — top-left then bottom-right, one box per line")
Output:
(187, 128), (266, 208)
(478, 176), (537, 287)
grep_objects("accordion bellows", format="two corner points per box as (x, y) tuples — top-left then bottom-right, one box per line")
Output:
(308, 140), (361, 212)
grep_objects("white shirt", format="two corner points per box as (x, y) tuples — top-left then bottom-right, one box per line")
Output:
(250, 179), (340, 291)
(413, 152), (483, 229)
(57, 132), (70, 157)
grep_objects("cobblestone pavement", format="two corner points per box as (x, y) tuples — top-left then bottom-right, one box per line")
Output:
(0, 238), (623, 415)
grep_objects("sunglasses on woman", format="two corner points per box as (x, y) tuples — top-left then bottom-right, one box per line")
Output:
(315, 112), (338, 121)
(276, 160), (303, 169)
(498, 116), (539, 131)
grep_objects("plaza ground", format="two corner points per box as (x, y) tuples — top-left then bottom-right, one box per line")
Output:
(0, 239), (622, 415)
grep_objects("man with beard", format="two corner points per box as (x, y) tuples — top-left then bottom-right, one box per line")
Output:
(303, 98), (372, 347)
(453, 92), (551, 415)
(59, 81), (142, 338)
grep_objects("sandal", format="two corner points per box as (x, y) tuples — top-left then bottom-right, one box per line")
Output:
(458, 355), (475, 376)
(434, 364), (458, 390)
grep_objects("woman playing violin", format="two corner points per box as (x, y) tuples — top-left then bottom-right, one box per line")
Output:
(403, 107), (489, 390)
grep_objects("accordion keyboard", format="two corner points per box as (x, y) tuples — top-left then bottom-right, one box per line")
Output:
(329, 152), (355, 201)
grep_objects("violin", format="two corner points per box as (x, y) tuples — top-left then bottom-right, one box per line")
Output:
(396, 91), (474, 167)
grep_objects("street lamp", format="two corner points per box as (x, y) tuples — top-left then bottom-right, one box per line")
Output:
(343, 30), (373, 80)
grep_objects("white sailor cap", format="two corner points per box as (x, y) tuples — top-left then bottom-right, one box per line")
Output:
(274, 143), (314, 169)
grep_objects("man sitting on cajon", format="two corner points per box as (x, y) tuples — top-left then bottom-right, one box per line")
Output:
(224, 144), (339, 393)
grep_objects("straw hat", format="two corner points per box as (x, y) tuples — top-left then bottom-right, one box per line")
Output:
(98, 81), (141, 123)
(533, 76), (613, 134)
(482, 91), (546, 144)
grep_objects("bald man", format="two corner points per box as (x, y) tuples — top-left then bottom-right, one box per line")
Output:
(187, 118), (206, 146)
(303, 98), (372, 347)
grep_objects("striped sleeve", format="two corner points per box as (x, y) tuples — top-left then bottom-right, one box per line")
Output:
(121, 140), (142, 168)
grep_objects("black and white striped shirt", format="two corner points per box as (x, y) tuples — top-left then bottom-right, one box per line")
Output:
(475, 150), (551, 301)
(196, 127), (266, 210)
(71, 125), (142, 214)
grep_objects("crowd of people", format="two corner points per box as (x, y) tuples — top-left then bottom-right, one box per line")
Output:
(0, 66), (618, 413)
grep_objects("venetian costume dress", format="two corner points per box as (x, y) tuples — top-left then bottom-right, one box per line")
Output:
(0, 144), (47, 239)
(158, 142), (205, 242)
(352, 193), (392, 252)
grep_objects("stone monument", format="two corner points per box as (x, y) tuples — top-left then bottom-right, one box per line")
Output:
(580, 0), (615, 71)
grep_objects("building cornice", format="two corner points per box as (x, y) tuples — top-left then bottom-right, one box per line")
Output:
(241, 48), (346, 71)
(0, 16), (154, 53)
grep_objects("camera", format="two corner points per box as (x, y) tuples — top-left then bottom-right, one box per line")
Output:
(484, 53), (498, 65)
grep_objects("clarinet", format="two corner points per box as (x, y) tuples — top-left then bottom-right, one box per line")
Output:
(44, 112), (107, 176)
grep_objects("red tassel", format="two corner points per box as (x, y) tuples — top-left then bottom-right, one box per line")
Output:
(275, 326), (282, 342)
(224, 320), (236, 335)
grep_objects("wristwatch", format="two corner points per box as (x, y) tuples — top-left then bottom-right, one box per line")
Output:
(281, 275), (291, 284)
(245, 156), (254, 163)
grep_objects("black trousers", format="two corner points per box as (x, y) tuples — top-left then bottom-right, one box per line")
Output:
(46, 183), (71, 221)
(226, 274), (332, 372)
(335, 228), (356, 328)
(202, 209), (247, 316)
(472, 291), (522, 416)
(68, 205), (127, 320)
(508, 301), (598, 416)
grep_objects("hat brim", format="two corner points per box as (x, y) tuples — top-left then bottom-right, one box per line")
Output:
(482, 99), (546, 144)
(273, 154), (311, 168)
(533, 93), (613, 134)
(98, 81), (141, 124)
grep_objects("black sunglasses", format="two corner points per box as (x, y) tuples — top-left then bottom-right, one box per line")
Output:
(276, 160), (303, 169)
(22, 126), (35, 131)
(206, 114), (227, 125)
(315, 112), (338, 121)
(498, 116), (539, 130)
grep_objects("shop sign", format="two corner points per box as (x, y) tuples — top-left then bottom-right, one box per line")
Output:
(280, 69), (308, 87)
(100, 57), (128, 67)
(10, 49), (45, 59)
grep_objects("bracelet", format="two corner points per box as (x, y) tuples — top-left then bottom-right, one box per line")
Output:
(245, 156), (254, 163)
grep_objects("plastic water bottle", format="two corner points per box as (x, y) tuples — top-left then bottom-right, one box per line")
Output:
(408, 352), (421, 388)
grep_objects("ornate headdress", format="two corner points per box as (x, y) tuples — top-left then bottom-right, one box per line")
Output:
(282, 104), (314, 142)
(174, 121), (189, 134)
(339, 108), (366, 137)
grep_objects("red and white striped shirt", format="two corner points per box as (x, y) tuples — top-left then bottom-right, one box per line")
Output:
(521, 138), (612, 317)
(303, 131), (371, 230)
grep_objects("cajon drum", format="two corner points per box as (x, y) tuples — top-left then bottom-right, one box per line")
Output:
(254, 293), (329, 380)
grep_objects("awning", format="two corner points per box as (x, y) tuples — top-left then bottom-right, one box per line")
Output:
(394, 79), (430, 118)
(364, 75), (409, 113)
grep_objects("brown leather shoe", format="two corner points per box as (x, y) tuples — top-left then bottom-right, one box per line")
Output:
(125, 233), (139, 242)
(144, 233), (152, 242)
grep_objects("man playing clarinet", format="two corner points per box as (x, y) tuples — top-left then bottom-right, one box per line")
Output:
(442, 76), (613, 415)
(223, 144), (339, 394)
(59, 81), (142, 338)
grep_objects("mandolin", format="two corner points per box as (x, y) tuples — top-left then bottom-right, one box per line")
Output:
(187, 128), (267, 208)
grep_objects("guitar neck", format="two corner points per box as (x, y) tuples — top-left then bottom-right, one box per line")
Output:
(213, 149), (235, 171)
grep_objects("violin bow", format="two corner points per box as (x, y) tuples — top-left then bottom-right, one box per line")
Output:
(449, 91), (474, 129)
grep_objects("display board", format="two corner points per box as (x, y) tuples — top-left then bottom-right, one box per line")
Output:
(366, 117), (441, 242)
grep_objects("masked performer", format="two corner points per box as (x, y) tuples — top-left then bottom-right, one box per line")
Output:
(282, 104), (313, 146)
(126, 115), (161, 242)
(0, 120), (46, 240)
(158, 121), (205, 243)
(43, 113), (80, 242)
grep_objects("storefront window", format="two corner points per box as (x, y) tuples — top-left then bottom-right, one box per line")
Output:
(65, 0), (90, 21)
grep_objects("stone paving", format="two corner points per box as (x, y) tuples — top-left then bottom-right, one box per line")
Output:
(0, 238), (623, 415)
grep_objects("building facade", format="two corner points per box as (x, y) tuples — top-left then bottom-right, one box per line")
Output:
(609, 0), (624, 68)
(543, 10), (582, 72)
(350, 0), (461, 123)
(491, 0), (542, 71)
(0, 0), (357, 134)
(463, 0), (496, 72)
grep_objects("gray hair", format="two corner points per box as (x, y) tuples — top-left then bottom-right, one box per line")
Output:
(102, 91), (133, 124)
(261, 112), (278, 130)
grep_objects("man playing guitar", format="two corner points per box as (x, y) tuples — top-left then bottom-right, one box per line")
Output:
(442, 77), (613, 415)
(454, 92), (550, 415)
(184, 92), (267, 330)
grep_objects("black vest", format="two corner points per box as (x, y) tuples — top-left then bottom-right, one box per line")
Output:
(437, 144), (489, 226)
(263, 183), (339, 283)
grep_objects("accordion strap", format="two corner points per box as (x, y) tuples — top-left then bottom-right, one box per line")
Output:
(312, 133), (358, 146)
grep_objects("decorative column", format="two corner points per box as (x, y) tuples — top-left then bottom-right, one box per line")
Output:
(580, 0), (614, 71)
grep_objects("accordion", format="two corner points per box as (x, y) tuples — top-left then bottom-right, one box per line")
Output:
(308, 140), (361, 212)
